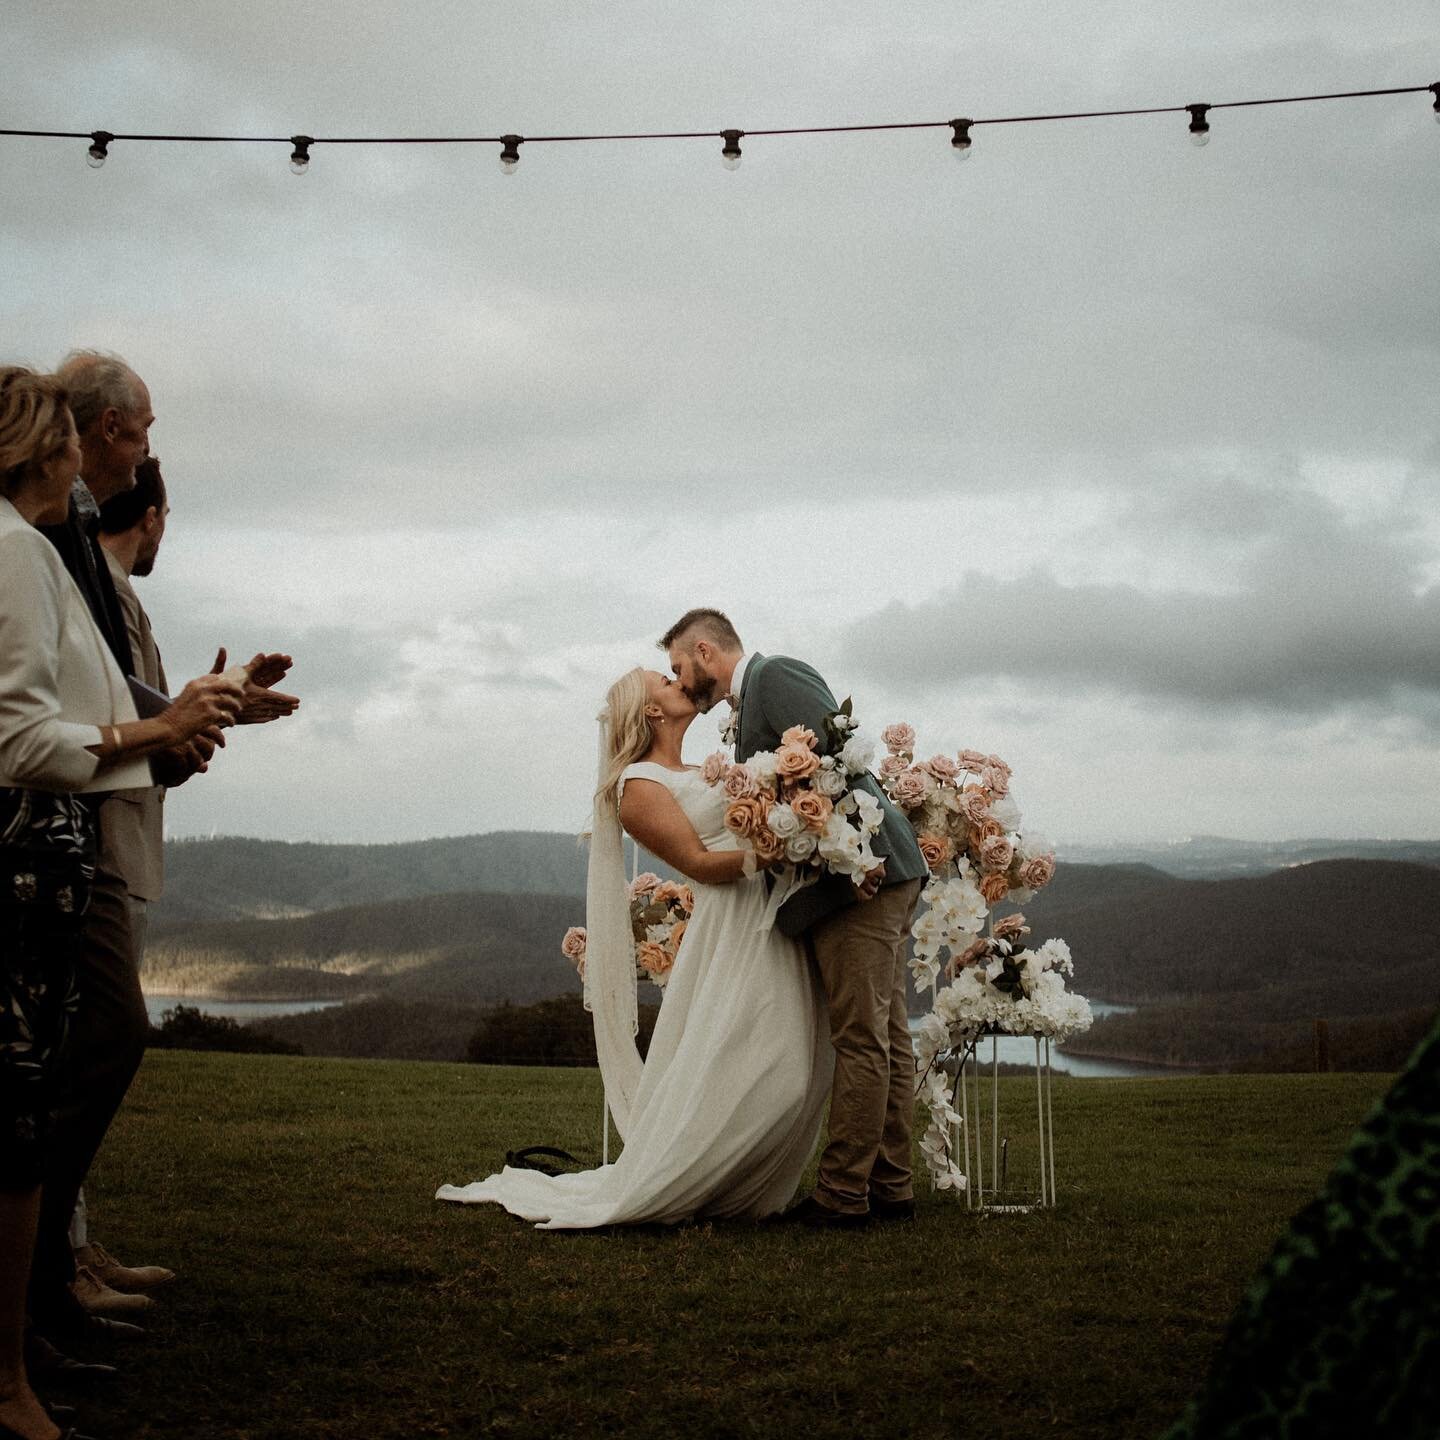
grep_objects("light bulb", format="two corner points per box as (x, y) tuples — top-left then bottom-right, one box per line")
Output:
(949, 118), (973, 160)
(721, 129), (743, 170)
(1189, 128), (1211, 147)
(1432, 85), (1440, 124)
(499, 135), (523, 174)
(290, 135), (313, 174)
(86, 131), (112, 169)
(1186, 104), (1210, 148)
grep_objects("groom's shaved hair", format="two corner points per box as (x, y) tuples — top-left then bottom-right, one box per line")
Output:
(659, 608), (742, 654)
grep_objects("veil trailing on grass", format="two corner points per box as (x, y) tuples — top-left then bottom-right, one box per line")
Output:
(583, 718), (644, 1141)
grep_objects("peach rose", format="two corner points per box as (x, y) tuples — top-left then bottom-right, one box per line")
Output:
(722, 765), (760, 800)
(977, 817), (1005, 841)
(979, 871), (1011, 905)
(979, 835), (1014, 874)
(890, 768), (930, 810)
(948, 936), (990, 975)
(781, 724), (818, 751)
(751, 824), (786, 866)
(637, 941), (674, 978)
(925, 754), (961, 783)
(724, 796), (768, 838)
(667, 919), (687, 953)
(677, 884), (695, 913)
(992, 912), (1029, 942)
(701, 751), (728, 785)
(957, 749), (989, 773)
(791, 791), (834, 834)
(628, 872), (662, 899)
(916, 832), (954, 871)
(1018, 853), (1056, 890)
(774, 743), (821, 782)
(561, 926), (588, 963)
(654, 880), (687, 907)
(881, 722), (916, 755)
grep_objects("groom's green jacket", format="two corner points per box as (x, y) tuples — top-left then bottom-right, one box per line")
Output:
(735, 653), (927, 939)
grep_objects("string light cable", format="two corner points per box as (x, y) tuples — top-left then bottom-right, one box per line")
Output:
(1, 81), (1434, 174)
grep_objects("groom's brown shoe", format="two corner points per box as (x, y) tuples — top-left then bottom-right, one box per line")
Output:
(785, 1195), (870, 1230)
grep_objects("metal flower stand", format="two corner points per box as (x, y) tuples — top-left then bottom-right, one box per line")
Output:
(949, 1031), (1057, 1212)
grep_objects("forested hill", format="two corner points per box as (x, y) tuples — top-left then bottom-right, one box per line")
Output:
(157, 831), (671, 926)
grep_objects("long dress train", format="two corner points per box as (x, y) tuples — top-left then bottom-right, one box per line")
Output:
(435, 761), (832, 1227)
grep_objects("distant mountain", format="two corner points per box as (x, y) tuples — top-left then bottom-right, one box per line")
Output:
(155, 831), (673, 928)
(154, 832), (1440, 931)
(1060, 835), (1440, 879)
(144, 889), (588, 1008)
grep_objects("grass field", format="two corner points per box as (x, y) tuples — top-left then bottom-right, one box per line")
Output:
(66, 1054), (1390, 1440)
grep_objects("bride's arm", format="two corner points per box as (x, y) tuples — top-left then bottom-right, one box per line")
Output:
(618, 779), (754, 886)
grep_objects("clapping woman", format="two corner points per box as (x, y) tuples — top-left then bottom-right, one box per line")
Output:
(0, 368), (242, 1440)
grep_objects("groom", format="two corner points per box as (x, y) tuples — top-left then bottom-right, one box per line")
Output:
(661, 609), (927, 1227)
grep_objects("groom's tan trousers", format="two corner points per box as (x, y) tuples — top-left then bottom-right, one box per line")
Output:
(807, 877), (922, 1215)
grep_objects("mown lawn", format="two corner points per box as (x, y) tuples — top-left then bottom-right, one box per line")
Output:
(64, 1053), (1389, 1439)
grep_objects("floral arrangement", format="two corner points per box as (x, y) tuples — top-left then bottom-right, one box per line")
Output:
(877, 726), (1057, 989)
(559, 872), (695, 992)
(878, 726), (1091, 1192)
(703, 701), (884, 885)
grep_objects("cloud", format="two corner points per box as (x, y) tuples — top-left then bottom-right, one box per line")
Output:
(846, 480), (1440, 716)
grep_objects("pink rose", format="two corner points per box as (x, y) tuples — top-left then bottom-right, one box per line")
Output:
(992, 912), (1029, 942)
(980, 765), (1010, 798)
(791, 791), (834, 834)
(925, 754), (961, 783)
(881, 723), (916, 755)
(722, 765), (760, 800)
(957, 749), (989, 773)
(979, 834), (1014, 874)
(889, 768), (930, 811)
(877, 754), (907, 782)
(774, 744), (821, 782)
(1018, 852), (1056, 890)
(985, 754), (1012, 781)
(781, 724), (818, 751)
(701, 751), (728, 785)
(628, 873), (662, 899)
(561, 926), (588, 965)
(751, 824), (786, 866)
(958, 786), (991, 826)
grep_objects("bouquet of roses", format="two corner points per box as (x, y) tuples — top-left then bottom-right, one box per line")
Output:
(702, 701), (884, 885)
(559, 872), (695, 992)
(877, 725), (1057, 988)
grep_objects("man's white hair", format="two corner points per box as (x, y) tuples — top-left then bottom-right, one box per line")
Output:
(56, 349), (144, 436)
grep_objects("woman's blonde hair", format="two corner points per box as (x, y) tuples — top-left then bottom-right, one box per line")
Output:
(0, 367), (72, 502)
(595, 667), (655, 813)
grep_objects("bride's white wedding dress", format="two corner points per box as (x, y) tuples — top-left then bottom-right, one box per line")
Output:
(435, 761), (832, 1227)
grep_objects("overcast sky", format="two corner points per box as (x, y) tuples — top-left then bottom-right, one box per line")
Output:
(3, 3), (1436, 845)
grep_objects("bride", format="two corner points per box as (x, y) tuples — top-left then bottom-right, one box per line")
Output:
(435, 667), (832, 1226)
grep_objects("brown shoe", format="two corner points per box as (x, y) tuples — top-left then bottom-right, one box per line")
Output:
(75, 1242), (175, 1293)
(72, 1264), (155, 1315)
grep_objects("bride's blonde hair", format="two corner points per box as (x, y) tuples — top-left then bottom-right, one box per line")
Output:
(594, 667), (655, 813)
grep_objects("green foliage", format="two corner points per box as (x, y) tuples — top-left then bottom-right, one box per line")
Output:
(249, 997), (489, 1062)
(89, 1052), (1393, 1439)
(466, 991), (660, 1067)
(147, 1003), (303, 1055)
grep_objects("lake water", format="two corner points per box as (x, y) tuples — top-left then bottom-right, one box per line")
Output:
(908, 1000), (1166, 1079)
(144, 995), (344, 1025)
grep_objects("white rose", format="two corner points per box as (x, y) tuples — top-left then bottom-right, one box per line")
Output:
(748, 751), (779, 784)
(814, 766), (847, 797)
(785, 831), (819, 862)
(839, 733), (876, 775)
(767, 803), (802, 840)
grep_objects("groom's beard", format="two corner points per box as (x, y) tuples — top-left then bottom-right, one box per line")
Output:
(684, 669), (720, 713)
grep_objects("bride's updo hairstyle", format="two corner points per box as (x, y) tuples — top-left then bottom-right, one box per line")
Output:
(595, 667), (654, 813)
